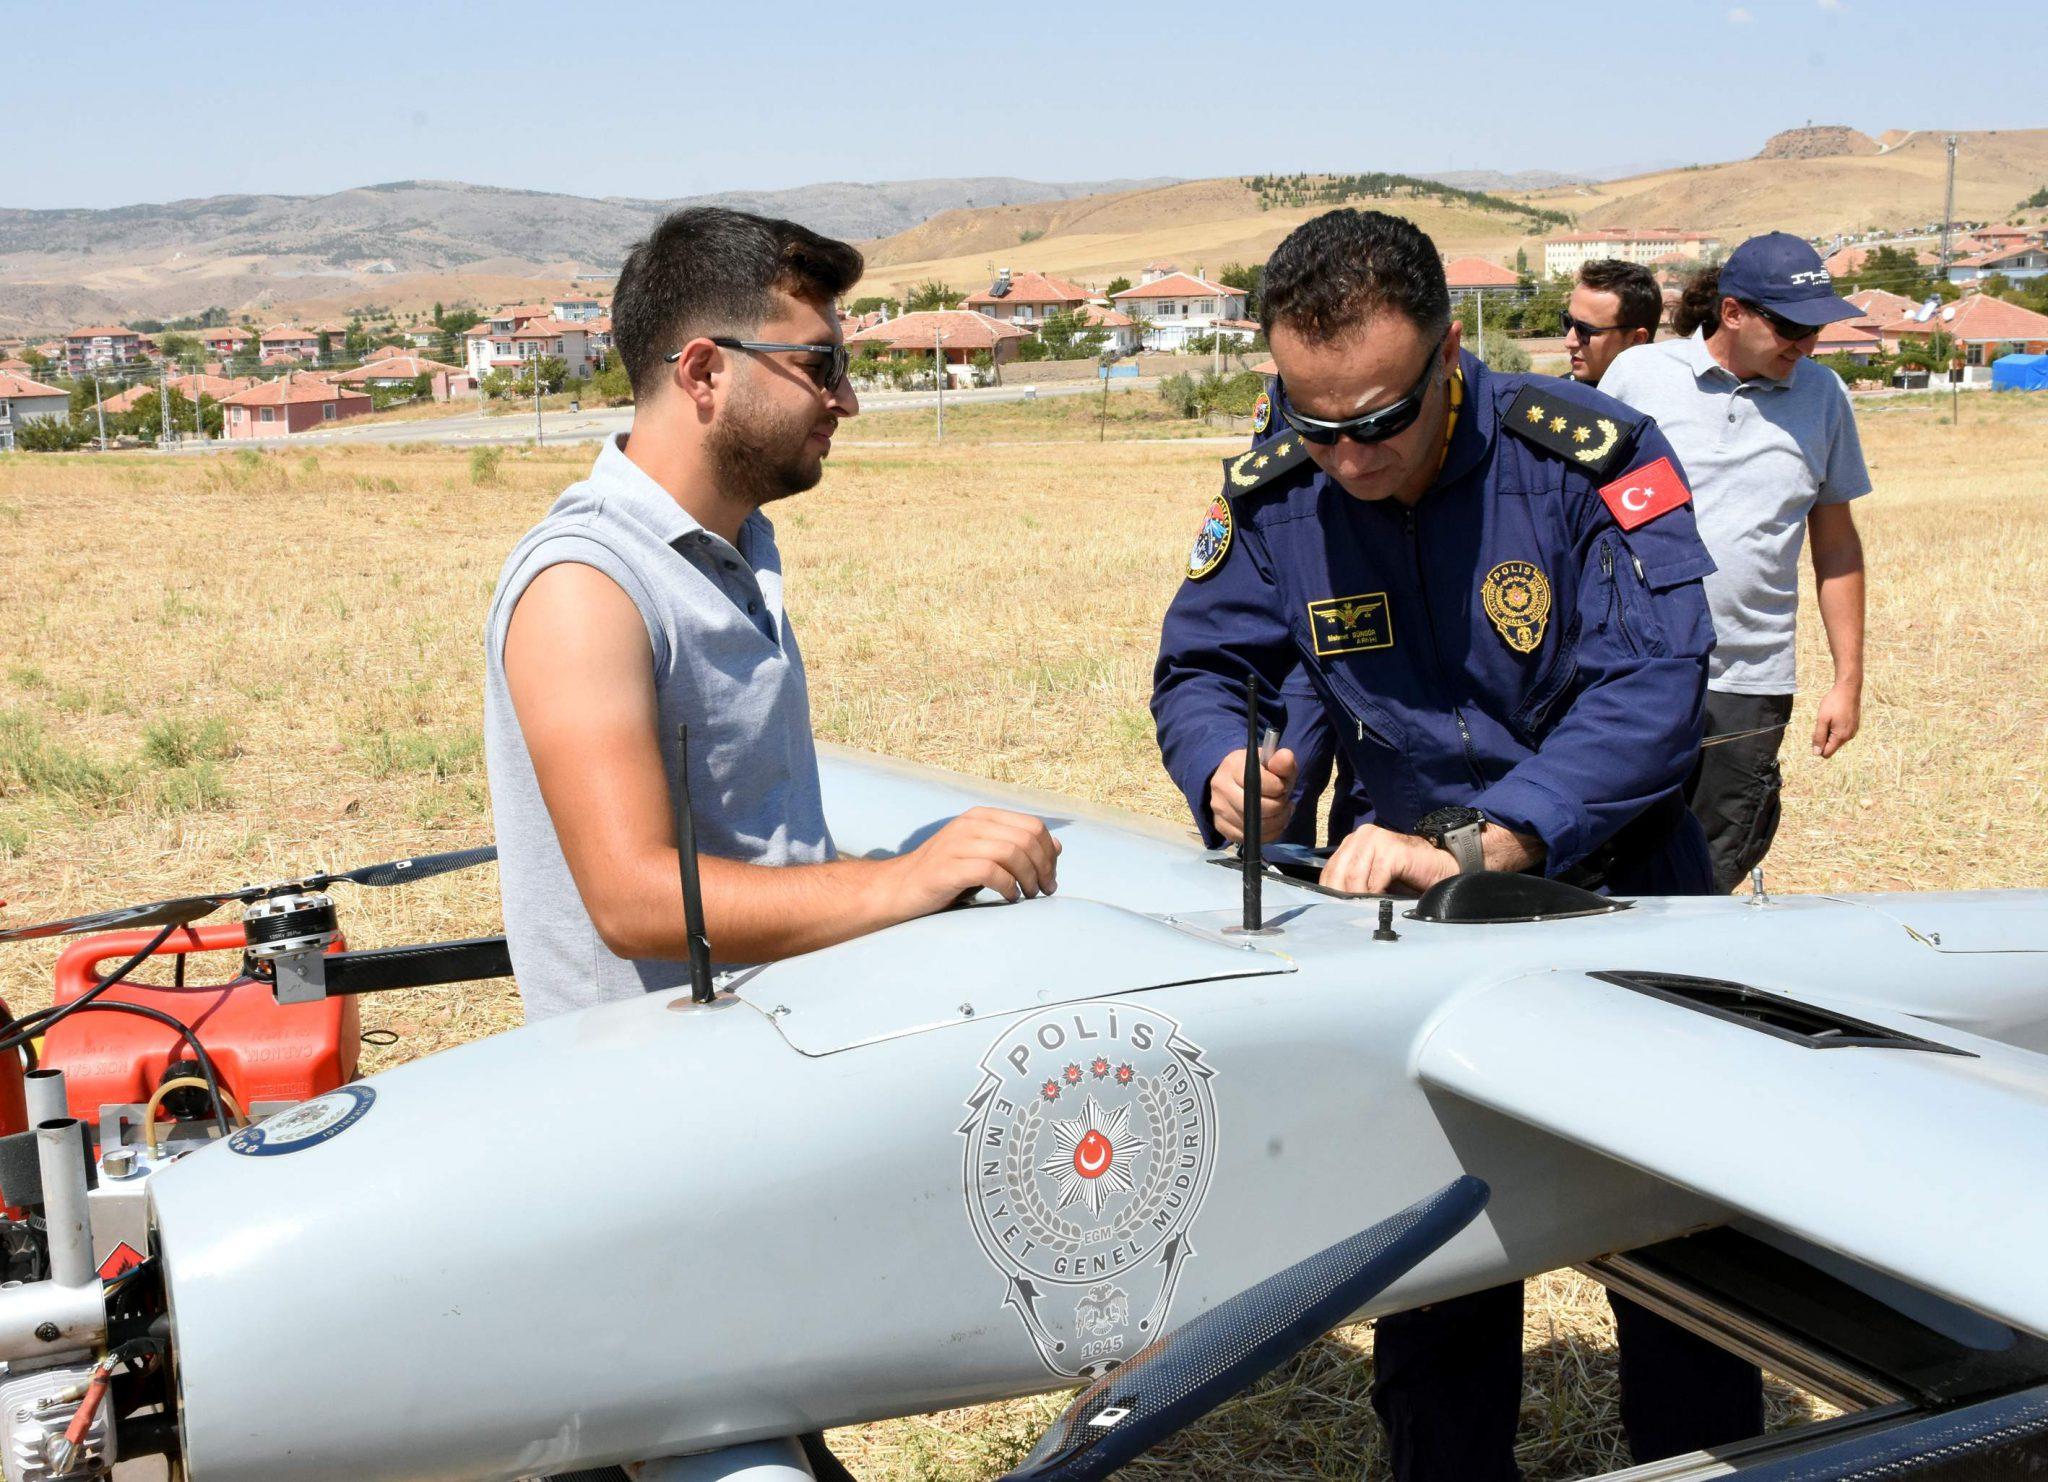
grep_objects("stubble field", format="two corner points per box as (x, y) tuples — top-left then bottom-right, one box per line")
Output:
(0, 391), (2044, 1478)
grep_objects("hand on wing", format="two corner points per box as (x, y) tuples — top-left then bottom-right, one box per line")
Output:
(1208, 748), (1297, 844)
(1812, 682), (1861, 758)
(886, 807), (1062, 914)
(1319, 825), (1458, 897)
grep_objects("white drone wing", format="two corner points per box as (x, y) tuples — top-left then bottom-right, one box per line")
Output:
(1416, 969), (2048, 1339)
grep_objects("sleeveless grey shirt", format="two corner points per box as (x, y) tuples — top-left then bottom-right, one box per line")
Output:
(482, 435), (834, 1021)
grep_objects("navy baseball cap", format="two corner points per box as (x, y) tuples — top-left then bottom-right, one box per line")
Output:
(1718, 232), (1862, 326)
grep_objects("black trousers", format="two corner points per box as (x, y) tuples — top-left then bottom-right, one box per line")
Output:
(1369, 1284), (1764, 1480)
(1685, 691), (1796, 895)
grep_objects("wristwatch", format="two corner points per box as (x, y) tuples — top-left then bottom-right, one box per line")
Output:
(1415, 806), (1487, 875)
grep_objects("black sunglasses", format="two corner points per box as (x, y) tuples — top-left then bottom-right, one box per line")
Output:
(1739, 302), (1820, 343)
(1560, 308), (1625, 340)
(666, 337), (851, 394)
(1277, 332), (1448, 446)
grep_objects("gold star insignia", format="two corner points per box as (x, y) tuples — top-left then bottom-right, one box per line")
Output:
(1253, 454), (1270, 469)
(1549, 416), (1568, 433)
(1275, 440), (1292, 456)
(1571, 425), (1591, 443)
(1525, 404), (1545, 424)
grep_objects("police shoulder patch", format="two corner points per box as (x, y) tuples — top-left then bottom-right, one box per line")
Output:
(1186, 494), (1233, 580)
(1220, 433), (1310, 495)
(1502, 383), (1641, 481)
(1251, 388), (1272, 435)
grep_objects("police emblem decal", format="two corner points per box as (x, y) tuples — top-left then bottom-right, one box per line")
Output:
(1251, 389), (1272, 435)
(1186, 495), (1232, 580)
(1481, 561), (1551, 654)
(960, 1001), (1219, 1378)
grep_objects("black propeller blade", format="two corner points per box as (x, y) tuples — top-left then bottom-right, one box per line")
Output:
(997, 1175), (1490, 1482)
(0, 845), (499, 945)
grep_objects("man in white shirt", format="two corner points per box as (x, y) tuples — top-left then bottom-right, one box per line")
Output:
(1600, 232), (1871, 892)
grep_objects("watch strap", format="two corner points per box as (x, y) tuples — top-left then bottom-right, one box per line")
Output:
(1441, 821), (1486, 875)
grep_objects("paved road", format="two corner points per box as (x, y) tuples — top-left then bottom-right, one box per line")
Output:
(206, 377), (1160, 450)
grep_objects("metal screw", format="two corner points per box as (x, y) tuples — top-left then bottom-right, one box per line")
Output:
(958, 1003), (975, 1017)
(771, 1005), (791, 1018)
(1373, 900), (1400, 942)
(33, 1323), (58, 1343)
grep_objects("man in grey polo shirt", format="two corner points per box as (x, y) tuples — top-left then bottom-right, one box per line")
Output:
(484, 207), (1059, 1026)
(1600, 233), (1871, 892)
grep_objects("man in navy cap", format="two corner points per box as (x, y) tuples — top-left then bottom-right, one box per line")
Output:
(1153, 208), (1757, 1479)
(1600, 232), (1872, 893)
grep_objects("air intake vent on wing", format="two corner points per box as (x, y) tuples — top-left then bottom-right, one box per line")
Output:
(1592, 971), (1972, 1055)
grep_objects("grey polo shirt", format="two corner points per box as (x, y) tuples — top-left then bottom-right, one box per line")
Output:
(482, 434), (833, 1021)
(1600, 332), (1870, 695)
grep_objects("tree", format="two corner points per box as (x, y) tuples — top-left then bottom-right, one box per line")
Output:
(1839, 244), (1931, 300)
(12, 416), (91, 452)
(433, 301), (445, 325)
(158, 332), (201, 367)
(1036, 309), (1107, 360)
(848, 295), (895, 316)
(1514, 247), (1530, 282)
(1105, 276), (1132, 298)
(345, 321), (370, 361)
(906, 280), (963, 312)
(1218, 262), (1263, 320)
(317, 331), (333, 364)
(21, 348), (49, 374)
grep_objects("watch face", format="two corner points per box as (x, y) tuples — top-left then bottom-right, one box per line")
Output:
(1417, 806), (1483, 841)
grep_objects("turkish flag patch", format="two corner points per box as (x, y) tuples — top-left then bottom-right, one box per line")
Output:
(1598, 457), (1691, 531)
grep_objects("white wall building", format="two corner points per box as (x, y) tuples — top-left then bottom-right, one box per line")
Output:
(1109, 272), (1251, 352)
(1543, 230), (1722, 280)
(0, 371), (69, 450)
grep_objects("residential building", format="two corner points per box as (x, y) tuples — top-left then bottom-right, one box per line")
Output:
(1542, 230), (1722, 279)
(0, 358), (33, 376)
(201, 327), (253, 361)
(846, 310), (1028, 384)
(1138, 261), (1179, 284)
(65, 325), (143, 376)
(1845, 288), (1918, 321)
(218, 373), (372, 438)
(1109, 272), (1252, 351)
(0, 371), (69, 450)
(1443, 257), (1527, 302)
(97, 373), (255, 415)
(550, 294), (605, 322)
(1947, 242), (2048, 285)
(401, 323), (442, 349)
(510, 321), (593, 378)
(330, 354), (461, 389)
(462, 304), (553, 381)
(1076, 303), (1139, 357)
(259, 325), (321, 364)
(963, 269), (1093, 326)
(1875, 292), (2048, 376)
(1811, 320), (1884, 365)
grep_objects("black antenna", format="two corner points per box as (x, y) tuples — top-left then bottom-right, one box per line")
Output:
(675, 724), (715, 1004)
(1241, 672), (1264, 933)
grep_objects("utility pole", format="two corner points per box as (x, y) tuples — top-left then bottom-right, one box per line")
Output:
(1938, 135), (1959, 280)
(92, 372), (106, 453)
(159, 361), (170, 448)
(532, 346), (543, 446)
(1476, 291), (1485, 361)
(934, 322), (945, 442)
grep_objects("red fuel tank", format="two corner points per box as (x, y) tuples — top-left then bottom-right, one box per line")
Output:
(44, 922), (358, 1130)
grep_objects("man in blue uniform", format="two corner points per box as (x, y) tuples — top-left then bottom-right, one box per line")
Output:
(1152, 210), (1760, 1477)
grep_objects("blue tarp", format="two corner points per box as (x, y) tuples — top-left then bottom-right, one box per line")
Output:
(1991, 353), (2048, 391)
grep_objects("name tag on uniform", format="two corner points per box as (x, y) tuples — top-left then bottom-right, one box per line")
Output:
(1308, 593), (1393, 656)
(1598, 456), (1691, 531)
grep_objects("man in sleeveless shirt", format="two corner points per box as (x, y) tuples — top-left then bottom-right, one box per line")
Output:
(484, 208), (1059, 1024)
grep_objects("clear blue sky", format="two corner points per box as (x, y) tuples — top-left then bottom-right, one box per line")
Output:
(9, 0), (2041, 210)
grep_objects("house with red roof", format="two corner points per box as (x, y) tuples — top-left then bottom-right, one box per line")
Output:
(201, 327), (253, 361)
(1109, 272), (1251, 351)
(218, 372), (372, 438)
(331, 354), (463, 397)
(97, 373), (256, 416)
(259, 325), (321, 365)
(964, 269), (1094, 328)
(1444, 256), (1527, 303)
(1812, 320), (1884, 365)
(1947, 241), (2048, 285)
(65, 325), (143, 376)
(1076, 303), (1139, 356)
(1876, 292), (2048, 378)
(847, 310), (1029, 385)
(1845, 288), (1918, 321)
(0, 371), (69, 450)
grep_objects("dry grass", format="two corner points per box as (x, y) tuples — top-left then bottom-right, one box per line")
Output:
(1, 391), (2045, 1476)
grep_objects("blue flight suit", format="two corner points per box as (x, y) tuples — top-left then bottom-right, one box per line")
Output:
(1156, 352), (1714, 891)
(1154, 354), (1761, 1477)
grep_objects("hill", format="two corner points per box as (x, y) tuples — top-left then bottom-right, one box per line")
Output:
(0, 175), (1175, 335)
(1518, 128), (2048, 242)
(853, 176), (1555, 302)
